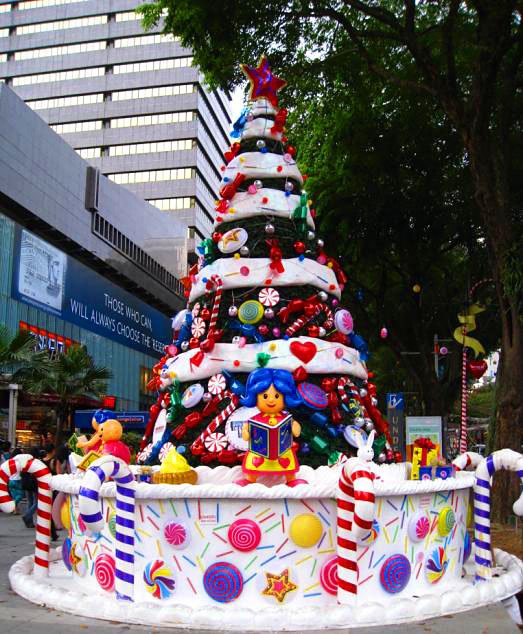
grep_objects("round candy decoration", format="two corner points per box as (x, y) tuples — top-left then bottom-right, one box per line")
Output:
(159, 442), (174, 462)
(425, 546), (448, 584)
(238, 300), (264, 325)
(181, 383), (204, 409)
(137, 442), (153, 464)
(380, 554), (411, 594)
(191, 317), (206, 338)
(163, 520), (190, 549)
(320, 555), (338, 595)
(289, 514), (323, 548)
(227, 519), (262, 552)
(69, 541), (87, 576)
(208, 373), (227, 395)
(343, 425), (368, 449)
(463, 531), (472, 564)
(437, 506), (455, 537)
(408, 510), (430, 542)
(144, 559), (176, 600)
(218, 227), (248, 254)
(94, 553), (116, 592)
(108, 513), (117, 539)
(204, 432), (228, 453)
(203, 561), (243, 603)
(297, 382), (328, 410)
(171, 308), (189, 332)
(258, 287), (280, 307)
(334, 309), (354, 335)
(224, 406), (258, 452)
(62, 537), (73, 571)
(358, 519), (380, 545)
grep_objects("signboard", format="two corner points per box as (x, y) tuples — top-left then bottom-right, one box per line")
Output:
(12, 227), (171, 356)
(405, 416), (443, 447)
(386, 392), (406, 456)
(74, 410), (149, 431)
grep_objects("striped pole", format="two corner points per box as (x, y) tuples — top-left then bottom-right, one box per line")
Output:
(460, 326), (468, 454)
(208, 275), (223, 333)
(285, 303), (333, 337)
(473, 449), (523, 581)
(191, 391), (239, 453)
(452, 451), (483, 471)
(337, 458), (375, 604)
(79, 455), (136, 601)
(0, 454), (52, 577)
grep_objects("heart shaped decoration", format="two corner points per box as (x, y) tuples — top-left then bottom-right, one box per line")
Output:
(290, 340), (317, 364)
(278, 456), (290, 468)
(252, 456), (265, 468)
(467, 359), (488, 379)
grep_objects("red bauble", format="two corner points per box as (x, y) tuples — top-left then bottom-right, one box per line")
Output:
(293, 366), (308, 382)
(212, 232), (222, 243)
(394, 451), (403, 463)
(294, 241), (306, 254)
(189, 337), (200, 349)
(286, 145), (296, 157)
(467, 359), (488, 379)
(307, 325), (320, 337)
(200, 308), (211, 321)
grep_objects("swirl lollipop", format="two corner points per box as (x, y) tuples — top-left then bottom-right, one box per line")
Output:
(227, 519), (261, 552)
(204, 432), (228, 453)
(408, 510), (430, 542)
(191, 317), (206, 338)
(320, 555), (338, 595)
(143, 559), (176, 599)
(163, 520), (190, 549)
(425, 546), (448, 584)
(438, 506), (455, 536)
(379, 554), (411, 594)
(137, 442), (153, 464)
(203, 561), (243, 603)
(208, 373), (227, 395)
(358, 518), (380, 545)
(95, 553), (116, 592)
(259, 287), (280, 307)
(159, 442), (174, 463)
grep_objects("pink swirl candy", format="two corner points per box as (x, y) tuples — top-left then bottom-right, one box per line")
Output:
(320, 555), (338, 595)
(227, 519), (261, 552)
(163, 520), (190, 549)
(94, 553), (116, 592)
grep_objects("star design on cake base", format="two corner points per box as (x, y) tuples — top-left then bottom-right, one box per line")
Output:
(262, 567), (297, 603)
(241, 54), (287, 106)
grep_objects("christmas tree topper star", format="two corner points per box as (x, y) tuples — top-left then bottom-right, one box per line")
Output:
(240, 55), (287, 106)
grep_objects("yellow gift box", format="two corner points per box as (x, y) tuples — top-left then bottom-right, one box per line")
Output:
(410, 444), (440, 480)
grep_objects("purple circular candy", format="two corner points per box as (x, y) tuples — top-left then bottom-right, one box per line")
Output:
(297, 382), (328, 410)
(62, 537), (72, 571)
(203, 562), (243, 603)
(379, 554), (411, 594)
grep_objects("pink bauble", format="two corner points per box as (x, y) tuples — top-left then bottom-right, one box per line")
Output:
(380, 327), (388, 339)
(240, 266), (250, 276)
(272, 327), (281, 337)
(335, 348), (344, 359)
(440, 346), (448, 355)
(317, 255), (327, 265)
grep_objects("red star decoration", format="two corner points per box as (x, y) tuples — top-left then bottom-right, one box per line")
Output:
(240, 55), (287, 106)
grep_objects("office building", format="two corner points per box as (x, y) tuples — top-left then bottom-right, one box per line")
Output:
(0, 0), (231, 277)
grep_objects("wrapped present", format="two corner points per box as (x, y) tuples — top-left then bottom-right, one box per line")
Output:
(417, 464), (456, 481)
(410, 438), (440, 480)
(435, 465), (455, 480)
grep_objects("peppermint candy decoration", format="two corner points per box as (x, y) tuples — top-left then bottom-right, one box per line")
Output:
(137, 442), (153, 463)
(159, 442), (174, 462)
(164, 520), (190, 549)
(204, 432), (228, 453)
(258, 287), (280, 307)
(227, 519), (261, 552)
(94, 553), (116, 592)
(208, 373), (226, 395)
(320, 555), (338, 595)
(191, 317), (206, 338)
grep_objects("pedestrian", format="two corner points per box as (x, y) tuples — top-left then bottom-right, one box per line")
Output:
(0, 441), (11, 464)
(7, 448), (24, 513)
(20, 449), (38, 528)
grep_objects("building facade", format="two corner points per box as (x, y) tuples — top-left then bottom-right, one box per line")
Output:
(0, 83), (186, 446)
(0, 0), (230, 276)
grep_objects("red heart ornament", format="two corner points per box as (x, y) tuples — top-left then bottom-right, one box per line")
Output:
(278, 456), (290, 468)
(467, 359), (488, 379)
(293, 366), (308, 382)
(290, 341), (317, 364)
(252, 456), (264, 468)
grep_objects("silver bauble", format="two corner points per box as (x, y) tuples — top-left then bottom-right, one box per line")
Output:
(256, 139), (266, 149)
(239, 245), (250, 256)
(317, 238), (325, 248)
(307, 230), (315, 241)
(254, 179), (263, 189)
(317, 291), (328, 302)
(284, 181), (294, 192)
(318, 327), (326, 337)
(377, 452), (387, 463)
(228, 305), (238, 317)
(202, 392), (212, 402)
(265, 223), (275, 234)
(364, 420), (374, 433)
(264, 308), (275, 319)
(359, 388), (368, 398)
(181, 340), (189, 351)
(232, 335), (241, 344)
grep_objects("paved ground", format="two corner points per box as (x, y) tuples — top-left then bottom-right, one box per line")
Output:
(0, 513), (519, 633)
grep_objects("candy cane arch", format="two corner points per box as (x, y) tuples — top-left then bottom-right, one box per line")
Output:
(474, 449), (523, 582)
(0, 454), (51, 577)
(79, 456), (136, 601)
(337, 458), (376, 604)
(452, 451), (483, 471)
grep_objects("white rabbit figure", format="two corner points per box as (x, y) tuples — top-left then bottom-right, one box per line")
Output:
(355, 430), (376, 462)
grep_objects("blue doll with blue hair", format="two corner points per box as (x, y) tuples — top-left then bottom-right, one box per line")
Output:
(236, 368), (307, 487)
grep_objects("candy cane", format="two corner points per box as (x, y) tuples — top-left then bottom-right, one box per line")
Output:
(337, 458), (375, 604)
(0, 455), (52, 577)
(452, 451), (483, 471)
(460, 335), (468, 453)
(337, 376), (361, 407)
(473, 449), (523, 582)
(285, 303), (333, 337)
(191, 391), (238, 452)
(208, 275), (223, 333)
(79, 455), (136, 601)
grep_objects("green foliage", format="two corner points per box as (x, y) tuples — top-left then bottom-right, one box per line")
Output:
(0, 325), (50, 376)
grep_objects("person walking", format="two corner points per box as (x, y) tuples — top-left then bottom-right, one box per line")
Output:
(20, 449), (38, 528)
(40, 444), (58, 540)
(7, 448), (24, 513)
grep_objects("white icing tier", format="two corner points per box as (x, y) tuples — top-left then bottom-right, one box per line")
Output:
(190, 258), (340, 301)
(242, 117), (282, 141)
(222, 152), (302, 187)
(159, 336), (367, 384)
(250, 98), (278, 118)
(215, 188), (315, 230)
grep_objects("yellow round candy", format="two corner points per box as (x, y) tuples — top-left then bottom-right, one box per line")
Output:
(289, 513), (323, 548)
(437, 506), (455, 536)
(60, 497), (71, 531)
(413, 284), (421, 293)
(238, 300), (264, 325)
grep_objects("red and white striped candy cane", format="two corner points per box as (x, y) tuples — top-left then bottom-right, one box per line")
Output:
(0, 454), (52, 577)
(208, 275), (223, 333)
(337, 376), (361, 407)
(337, 458), (375, 605)
(460, 335), (468, 454)
(191, 391), (238, 452)
(285, 303), (333, 337)
(452, 451), (483, 471)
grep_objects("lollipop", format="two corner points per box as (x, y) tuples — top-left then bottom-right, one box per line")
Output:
(297, 382), (328, 410)
(258, 287), (280, 307)
(358, 518), (380, 545)
(334, 309), (353, 334)
(408, 510), (430, 542)
(425, 546), (448, 584)
(159, 442), (174, 463)
(227, 519), (261, 552)
(379, 554), (411, 594)
(320, 555), (338, 595)
(191, 317), (206, 338)
(208, 373), (226, 395)
(163, 520), (190, 549)
(181, 383), (204, 408)
(437, 506), (455, 536)
(137, 442), (153, 463)
(238, 300), (264, 324)
(143, 559), (176, 599)
(203, 561), (243, 603)
(94, 553), (116, 592)
(463, 531), (472, 564)
(62, 537), (72, 571)
(69, 540), (86, 576)
(204, 432), (228, 453)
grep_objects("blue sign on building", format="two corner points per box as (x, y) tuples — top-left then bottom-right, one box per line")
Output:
(11, 227), (172, 355)
(74, 410), (149, 431)
(386, 393), (405, 411)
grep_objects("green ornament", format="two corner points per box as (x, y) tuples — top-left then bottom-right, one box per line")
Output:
(200, 238), (215, 259)
(292, 193), (308, 234)
(167, 379), (182, 423)
(328, 450), (343, 465)
(256, 352), (271, 368)
(310, 435), (329, 454)
(372, 433), (386, 456)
